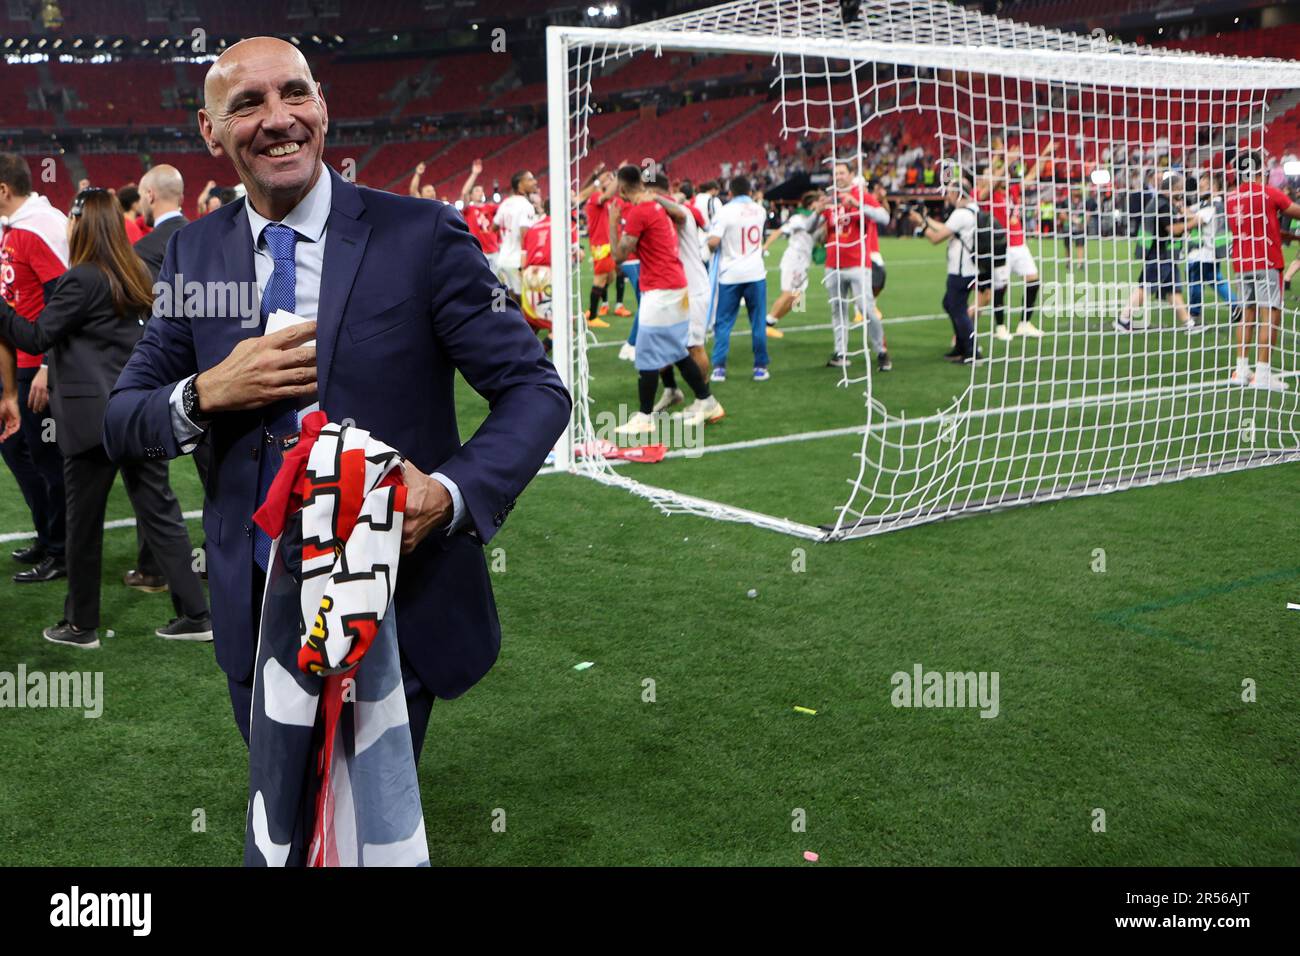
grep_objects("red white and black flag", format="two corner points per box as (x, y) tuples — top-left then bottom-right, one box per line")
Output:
(243, 413), (429, 867)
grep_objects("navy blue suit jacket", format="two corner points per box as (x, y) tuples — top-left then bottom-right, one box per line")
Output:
(104, 167), (571, 696)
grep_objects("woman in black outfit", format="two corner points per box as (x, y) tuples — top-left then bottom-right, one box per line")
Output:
(0, 188), (210, 648)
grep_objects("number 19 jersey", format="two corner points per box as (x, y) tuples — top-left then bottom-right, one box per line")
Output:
(708, 196), (767, 284)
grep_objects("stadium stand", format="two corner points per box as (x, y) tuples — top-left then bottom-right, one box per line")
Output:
(0, 3), (1296, 216)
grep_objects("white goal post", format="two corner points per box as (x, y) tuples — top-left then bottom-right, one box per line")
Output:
(546, 0), (1300, 541)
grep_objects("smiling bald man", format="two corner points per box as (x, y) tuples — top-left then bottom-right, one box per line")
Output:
(104, 37), (570, 751)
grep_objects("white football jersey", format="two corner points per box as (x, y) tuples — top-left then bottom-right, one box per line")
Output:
(708, 196), (767, 283)
(494, 194), (537, 266)
(691, 192), (718, 228)
(675, 205), (711, 300)
(779, 212), (816, 271)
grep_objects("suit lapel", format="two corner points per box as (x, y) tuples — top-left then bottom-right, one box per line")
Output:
(219, 203), (261, 343)
(316, 170), (370, 406)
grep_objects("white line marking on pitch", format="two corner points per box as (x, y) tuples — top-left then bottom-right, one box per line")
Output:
(0, 510), (203, 544)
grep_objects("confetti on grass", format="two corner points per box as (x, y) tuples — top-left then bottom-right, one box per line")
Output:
(573, 661), (595, 671)
(793, 706), (817, 715)
(803, 851), (819, 862)
(1287, 603), (1300, 611)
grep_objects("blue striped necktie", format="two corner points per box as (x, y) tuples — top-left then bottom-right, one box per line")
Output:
(253, 223), (300, 572)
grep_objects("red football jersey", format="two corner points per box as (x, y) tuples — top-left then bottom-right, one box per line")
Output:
(620, 199), (686, 290)
(523, 215), (550, 267)
(585, 193), (613, 250)
(989, 184), (1025, 247)
(822, 186), (879, 270)
(612, 196), (639, 263)
(522, 216), (579, 268)
(1226, 182), (1291, 273)
(463, 202), (500, 255)
(0, 227), (67, 367)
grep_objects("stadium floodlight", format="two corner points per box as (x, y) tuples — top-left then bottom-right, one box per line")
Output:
(602, 4), (618, 16)
(548, 0), (1300, 540)
(586, 6), (599, 15)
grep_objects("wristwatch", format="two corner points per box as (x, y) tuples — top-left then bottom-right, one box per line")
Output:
(182, 375), (210, 426)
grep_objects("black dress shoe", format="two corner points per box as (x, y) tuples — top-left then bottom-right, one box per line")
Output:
(123, 569), (169, 593)
(13, 555), (67, 583)
(11, 541), (45, 564)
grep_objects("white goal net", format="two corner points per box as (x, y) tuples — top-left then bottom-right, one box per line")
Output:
(545, 0), (1300, 541)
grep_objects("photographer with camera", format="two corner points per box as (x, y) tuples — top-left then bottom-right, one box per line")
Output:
(907, 170), (992, 365)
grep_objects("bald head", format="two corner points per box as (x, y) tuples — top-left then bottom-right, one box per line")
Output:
(203, 37), (315, 113)
(141, 164), (183, 203)
(197, 35), (328, 221)
(138, 164), (184, 225)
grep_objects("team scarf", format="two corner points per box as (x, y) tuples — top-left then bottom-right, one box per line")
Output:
(0, 192), (70, 267)
(243, 411), (430, 867)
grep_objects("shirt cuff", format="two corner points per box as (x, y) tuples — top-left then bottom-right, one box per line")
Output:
(431, 470), (465, 534)
(169, 375), (206, 454)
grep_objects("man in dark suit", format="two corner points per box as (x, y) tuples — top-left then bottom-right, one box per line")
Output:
(127, 162), (195, 592)
(104, 37), (571, 755)
(133, 164), (189, 281)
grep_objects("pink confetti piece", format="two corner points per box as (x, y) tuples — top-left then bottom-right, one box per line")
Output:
(803, 850), (819, 863)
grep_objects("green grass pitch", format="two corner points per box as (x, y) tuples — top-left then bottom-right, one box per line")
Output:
(0, 234), (1297, 865)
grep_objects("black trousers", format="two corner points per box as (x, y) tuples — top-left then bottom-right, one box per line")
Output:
(0, 366), (66, 558)
(62, 445), (208, 629)
(136, 436), (211, 577)
(942, 273), (978, 358)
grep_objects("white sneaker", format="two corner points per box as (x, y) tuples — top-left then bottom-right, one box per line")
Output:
(994, 324), (1013, 342)
(614, 411), (656, 438)
(1251, 367), (1291, 393)
(617, 342), (636, 362)
(1016, 320), (1044, 338)
(652, 387), (684, 413)
(1229, 361), (1252, 386)
(677, 396), (725, 427)
(1182, 317), (1201, 333)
